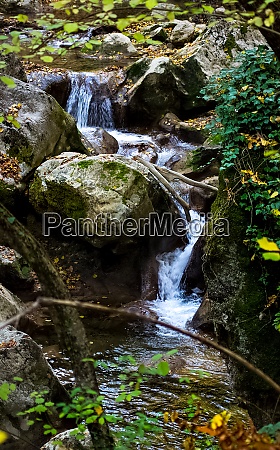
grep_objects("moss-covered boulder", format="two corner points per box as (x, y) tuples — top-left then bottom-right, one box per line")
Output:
(0, 77), (87, 205)
(201, 171), (280, 425)
(29, 153), (170, 248)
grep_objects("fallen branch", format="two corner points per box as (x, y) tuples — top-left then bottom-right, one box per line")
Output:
(2, 296), (280, 396)
(157, 166), (218, 193)
(134, 156), (191, 221)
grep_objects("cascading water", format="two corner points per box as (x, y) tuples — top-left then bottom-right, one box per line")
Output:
(66, 72), (115, 130)
(151, 210), (203, 332)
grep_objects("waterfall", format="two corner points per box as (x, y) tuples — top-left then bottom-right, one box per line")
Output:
(66, 72), (115, 130)
(157, 210), (202, 302)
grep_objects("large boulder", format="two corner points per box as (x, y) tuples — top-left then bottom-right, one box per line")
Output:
(0, 78), (87, 205)
(127, 57), (188, 123)
(101, 33), (138, 56)
(27, 70), (70, 108)
(178, 20), (268, 111)
(0, 326), (67, 450)
(29, 153), (170, 248)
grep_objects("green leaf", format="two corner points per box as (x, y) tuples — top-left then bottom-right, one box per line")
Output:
(64, 23), (79, 33)
(0, 76), (16, 88)
(13, 377), (23, 382)
(151, 353), (163, 362)
(145, 0), (158, 9)
(52, 0), (71, 8)
(40, 55), (54, 63)
(166, 349), (178, 357)
(157, 361), (169, 376)
(263, 252), (280, 261)
(16, 14), (29, 23)
(7, 217), (16, 224)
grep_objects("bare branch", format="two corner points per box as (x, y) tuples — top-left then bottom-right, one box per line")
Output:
(134, 156), (191, 221)
(2, 296), (280, 395)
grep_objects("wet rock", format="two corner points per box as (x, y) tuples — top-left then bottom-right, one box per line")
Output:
(101, 33), (138, 56)
(127, 57), (187, 123)
(189, 186), (217, 213)
(181, 235), (206, 294)
(83, 128), (119, 155)
(177, 20), (268, 111)
(0, 326), (67, 450)
(191, 293), (214, 332)
(170, 20), (195, 45)
(41, 429), (93, 450)
(0, 78), (87, 205)
(29, 153), (170, 248)
(27, 70), (70, 108)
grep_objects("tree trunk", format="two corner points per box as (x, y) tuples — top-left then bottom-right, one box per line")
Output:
(0, 203), (114, 449)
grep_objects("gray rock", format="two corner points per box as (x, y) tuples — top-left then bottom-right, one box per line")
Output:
(127, 57), (187, 122)
(0, 78), (87, 204)
(29, 153), (170, 247)
(151, 2), (178, 19)
(82, 128), (119, 155)
(0, 0), (45, 13)
(0, 283), (23, 322)
(41, 429), (93, 450)
(0, 246), (32, 291)
(170, 20), (195, 44)
(0, 326), (67, 450)
(101, 33), (138, 56)
(178, 19), (268, 110)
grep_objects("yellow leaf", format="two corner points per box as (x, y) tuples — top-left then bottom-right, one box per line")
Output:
(53, 257), (59, 264)
(0, 431), (8, 444)
(257, 237), (280, 252)
(257, 96), (265, 103)
(210, 411), (231, 430)
(170, 410), (179, 422)
(270, 191), (279, 198)
(94, 405), (103, 416)
(241, 85), (249, 91)
(163, 411), (169, 423)
(272, 209), (280, 216)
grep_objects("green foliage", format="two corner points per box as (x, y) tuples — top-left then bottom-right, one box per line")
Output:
(258, 421), (280, 439)
(0, 382), (16, 401)
(201, 46), (280, 330)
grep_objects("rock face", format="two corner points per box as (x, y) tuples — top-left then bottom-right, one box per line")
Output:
(201, 171), (280, 426)
(0, 78), (86, 204)
(27, 71), (70, 108)
(101, 33), (138, 56)
(29, 153), (170, 248)
(178, 20), (268, 111)
(127, 57), (187, 123)
(0, 283), (23, 322)
(0, 326), (67, 450)
(126, 21), (267, 122)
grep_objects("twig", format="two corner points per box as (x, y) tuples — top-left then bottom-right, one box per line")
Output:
(157, 166), (218, 193)
(134, 156), (191, 221)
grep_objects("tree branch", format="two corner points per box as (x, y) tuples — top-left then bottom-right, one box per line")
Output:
(134, 156), (191, 221)
(2, 296), (280, 395)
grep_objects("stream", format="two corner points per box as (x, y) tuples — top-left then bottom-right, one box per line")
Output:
(42, 69), (248, 448)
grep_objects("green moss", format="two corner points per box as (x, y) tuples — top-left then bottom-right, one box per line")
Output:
(45, 181), (87, 220)
(0, 179), (16, 206)
(102, 161), (130, 183)
(76, 160), (95, 169)
(223, 35), (241, 58)
(8, 144), (34, 165)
